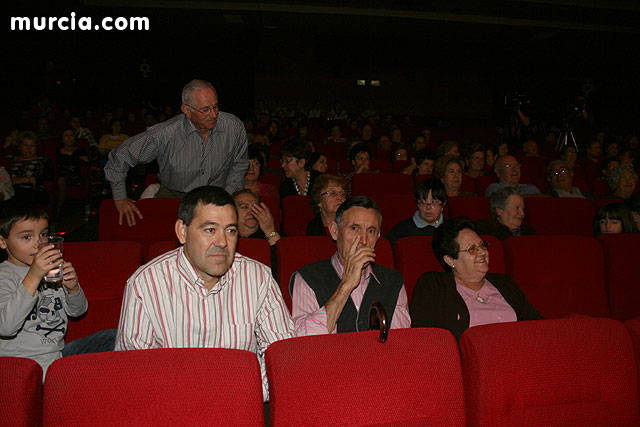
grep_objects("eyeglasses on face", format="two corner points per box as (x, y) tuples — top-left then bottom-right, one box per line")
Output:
(417, 199), (443, 208)
(321, 190), (347, 199)
(501, 163), (521, 169)
(551, 168), (569, 176)
(186, 103), (220, 115)
(458, 240), (489, 256)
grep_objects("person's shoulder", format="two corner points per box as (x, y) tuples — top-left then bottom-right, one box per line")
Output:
(415, 271), (451, 290)
(0, 261), (25, 287)
(129, 247), (181, 285)
(543, 188), (559, 197)
(218, 112), (245, 129)
(233, 253), (274, 279)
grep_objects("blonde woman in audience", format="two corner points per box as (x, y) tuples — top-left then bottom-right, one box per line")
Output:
(410, 217), (542, 341)
(435, 155), (474, 197)
(306, 174), (348, 236)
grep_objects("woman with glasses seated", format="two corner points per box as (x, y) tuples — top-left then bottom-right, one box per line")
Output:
(306, 174), (349, 236)
(476, 186), (536, 241)
(410, 217), (542, 341)
(385, 179), (447, 247)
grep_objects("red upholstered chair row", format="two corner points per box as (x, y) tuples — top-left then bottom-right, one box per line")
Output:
(0, 357), (42, 427)
(461, 318), (640, 427)
(266, 328), (466, 426)
(43, 349), (265, 427)
(598, 234), (640, 321)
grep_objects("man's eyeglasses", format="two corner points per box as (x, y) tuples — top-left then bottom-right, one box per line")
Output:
(551, 168), (569, 176)
(417, 199), (443, 208)
(186, 103), (220, 115)
(321, 190), (347, 199)
(458, 240), (489, 256)
(501, 163), (521, 169)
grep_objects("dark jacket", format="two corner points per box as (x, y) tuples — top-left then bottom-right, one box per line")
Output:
(476, 219), (536, 241)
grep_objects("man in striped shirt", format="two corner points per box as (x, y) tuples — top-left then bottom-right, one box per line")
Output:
(115, 186), (294, 400)
(290, 196), (411, 336)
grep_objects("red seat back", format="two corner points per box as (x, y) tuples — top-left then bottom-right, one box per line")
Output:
(0, 357), (42, 427)
(266, 329), (466, 427)
(598, 234), (640, 321)
(475, 174), (497, 195)
(624, 317), (640, 393)
(281, 195), (314, 236)
(461, 318), (640, 427)
(43, 349), (264, 426)
(525, 197), (595, 236)
(374, 194), (416, 235)
(351, 173), (414, 197)
(447, 196), (491, 221)
(503, 235), (610, 318)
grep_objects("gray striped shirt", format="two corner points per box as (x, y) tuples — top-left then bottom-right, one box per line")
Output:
(104, 113), (248, 199)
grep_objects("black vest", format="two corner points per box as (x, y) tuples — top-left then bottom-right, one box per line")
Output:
(291, 259), (403, 333)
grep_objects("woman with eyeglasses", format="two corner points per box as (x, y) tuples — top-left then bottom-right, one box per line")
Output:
(306, 174), (349, 236)
(410, 217), (542, 341)
(243, 145), (278, 200)
(476, 186), (536, 241)
(385, 179), (447, 247)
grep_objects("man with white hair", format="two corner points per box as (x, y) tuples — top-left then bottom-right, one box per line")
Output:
(105, 79), (248, 226)
(485, 155), (540, 196)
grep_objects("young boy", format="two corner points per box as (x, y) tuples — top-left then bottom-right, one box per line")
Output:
(0, 204), (89, 373)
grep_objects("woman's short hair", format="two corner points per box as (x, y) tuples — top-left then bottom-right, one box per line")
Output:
(17, 130), (37, 145)
(436, 140), (459, 158)
(608, 164), (638, 191)
(593, 202), (637, 236)
(463, 143), (486, 160)
(414, 149), (435, 166)
(247, 144), (266, 170)
(310, 152), (327, 169)
(348, 143), (370, 162)
(308, 174), (348, 214)
(489, 187), (523, 220)
(432, 217), (477, 271)
(280, 139), (312, 171)
(414, 178), (448, 205)
(434, 155), (464, 179)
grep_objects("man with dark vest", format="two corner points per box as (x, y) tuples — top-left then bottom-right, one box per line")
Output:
(290, 196), (411, 335)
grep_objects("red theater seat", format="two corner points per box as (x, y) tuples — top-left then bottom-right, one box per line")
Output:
(394, 235), (504, 300)
(351, 173), (414, 197)
(0, 357), (42, 427)
(624, 317), (640, 390)
(447, 196), (491, 221)
(598, 234), (640, 321)
(503, 235), (610, 318)
(374, 194), (416, 235)
(460, 318), (640, 427)
(266, 329), (466, 426)
(525, 197), (595, 236)
(475, 174), (497, 195)
(281, 195), (314, 236)
(43, 349), (265, 427)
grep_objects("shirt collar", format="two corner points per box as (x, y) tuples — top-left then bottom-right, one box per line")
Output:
(182, 113), (225, 138)
(177, 245), (236, 295)
(413, 211), (443, 228)
(330, 251), (377, 283)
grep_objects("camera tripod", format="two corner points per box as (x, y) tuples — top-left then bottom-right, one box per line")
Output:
(555, 119), (579, 152)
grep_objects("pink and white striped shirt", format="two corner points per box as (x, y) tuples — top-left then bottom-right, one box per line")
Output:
(115, 246), (295, 400)
(291, 253), (411, 336)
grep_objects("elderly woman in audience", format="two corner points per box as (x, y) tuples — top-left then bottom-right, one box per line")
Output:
(232, 189), (281, 246)
(543, 159), (593, 200)
(410, 217), (542, 341)
(385, 179), (447, 247)
(279, 139), (320, 201)
(477, 187), (535, 240)
(593, 202), (637, 236)
(244, 145), (278, 200)
(463, 143), (486, 178)
(435, 155), (474, 197)
(603, 165), (638, 199)
(401, 149), (435, 176)
(310, 152), (329, 174)
(10, 131), (54, 205)
(306, 174), (348, 236)
(436, 140), (460, 158)
(56, 128), (89, 218)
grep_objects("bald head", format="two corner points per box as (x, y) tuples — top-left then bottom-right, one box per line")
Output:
(495, 155), (521, 186)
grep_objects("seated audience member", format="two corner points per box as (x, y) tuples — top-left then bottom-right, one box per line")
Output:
(485, 155), (540, 196)
(291, 196), (411, 336)
(409, 217), (542, 341)
(543, 159), (593, 200)
(2, 129), (21, 158)
(360, 123), (374, 144)
(463, 143), (486, 178)
(0, 204), (115, 374)
(484, 144), (499, 171)
(307, 174), (348, 236)
(620, 149), (637, 168)
(411, 135), (426, 154)
(116, 186), (295, 401)
(244, 145), (277, 200)
(98, 119), (129, 157)
(0, 166), (15, 202)
(626, 193), (640, 231)
(603, 165), (637, 199)
(584, 139), (603, 179)
(56, 129), (89, 218)
(435, 155), (474, 197)
(593, 202), (637, 236)
(279, 139), (320, 201)
(401, 149), (435, 176)
(477, 187), (535, 240)
(310, 152), (329, 174)
(393, 146), (409, 162)
(522, 139), (539, 157)
(437, 140), (460, 158)
(560, 145), (579, 168)
(345, 143), (372, 178)
(376, 135), (393, 161)
(386, 179), (447, 247)
(10, 131), (54, 205)
(496, 141), (509, 157)
(69, 115), (97, 147)
(604, 141), (619, 160)
(232, 189), (281, 246)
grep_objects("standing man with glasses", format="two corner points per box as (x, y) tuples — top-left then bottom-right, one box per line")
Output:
(484, 155), (540, 196)
(385, 179), (448, 247)
(104, 79), (248, 226)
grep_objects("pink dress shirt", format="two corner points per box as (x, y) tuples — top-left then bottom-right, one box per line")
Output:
(455, 278), (517, 328)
